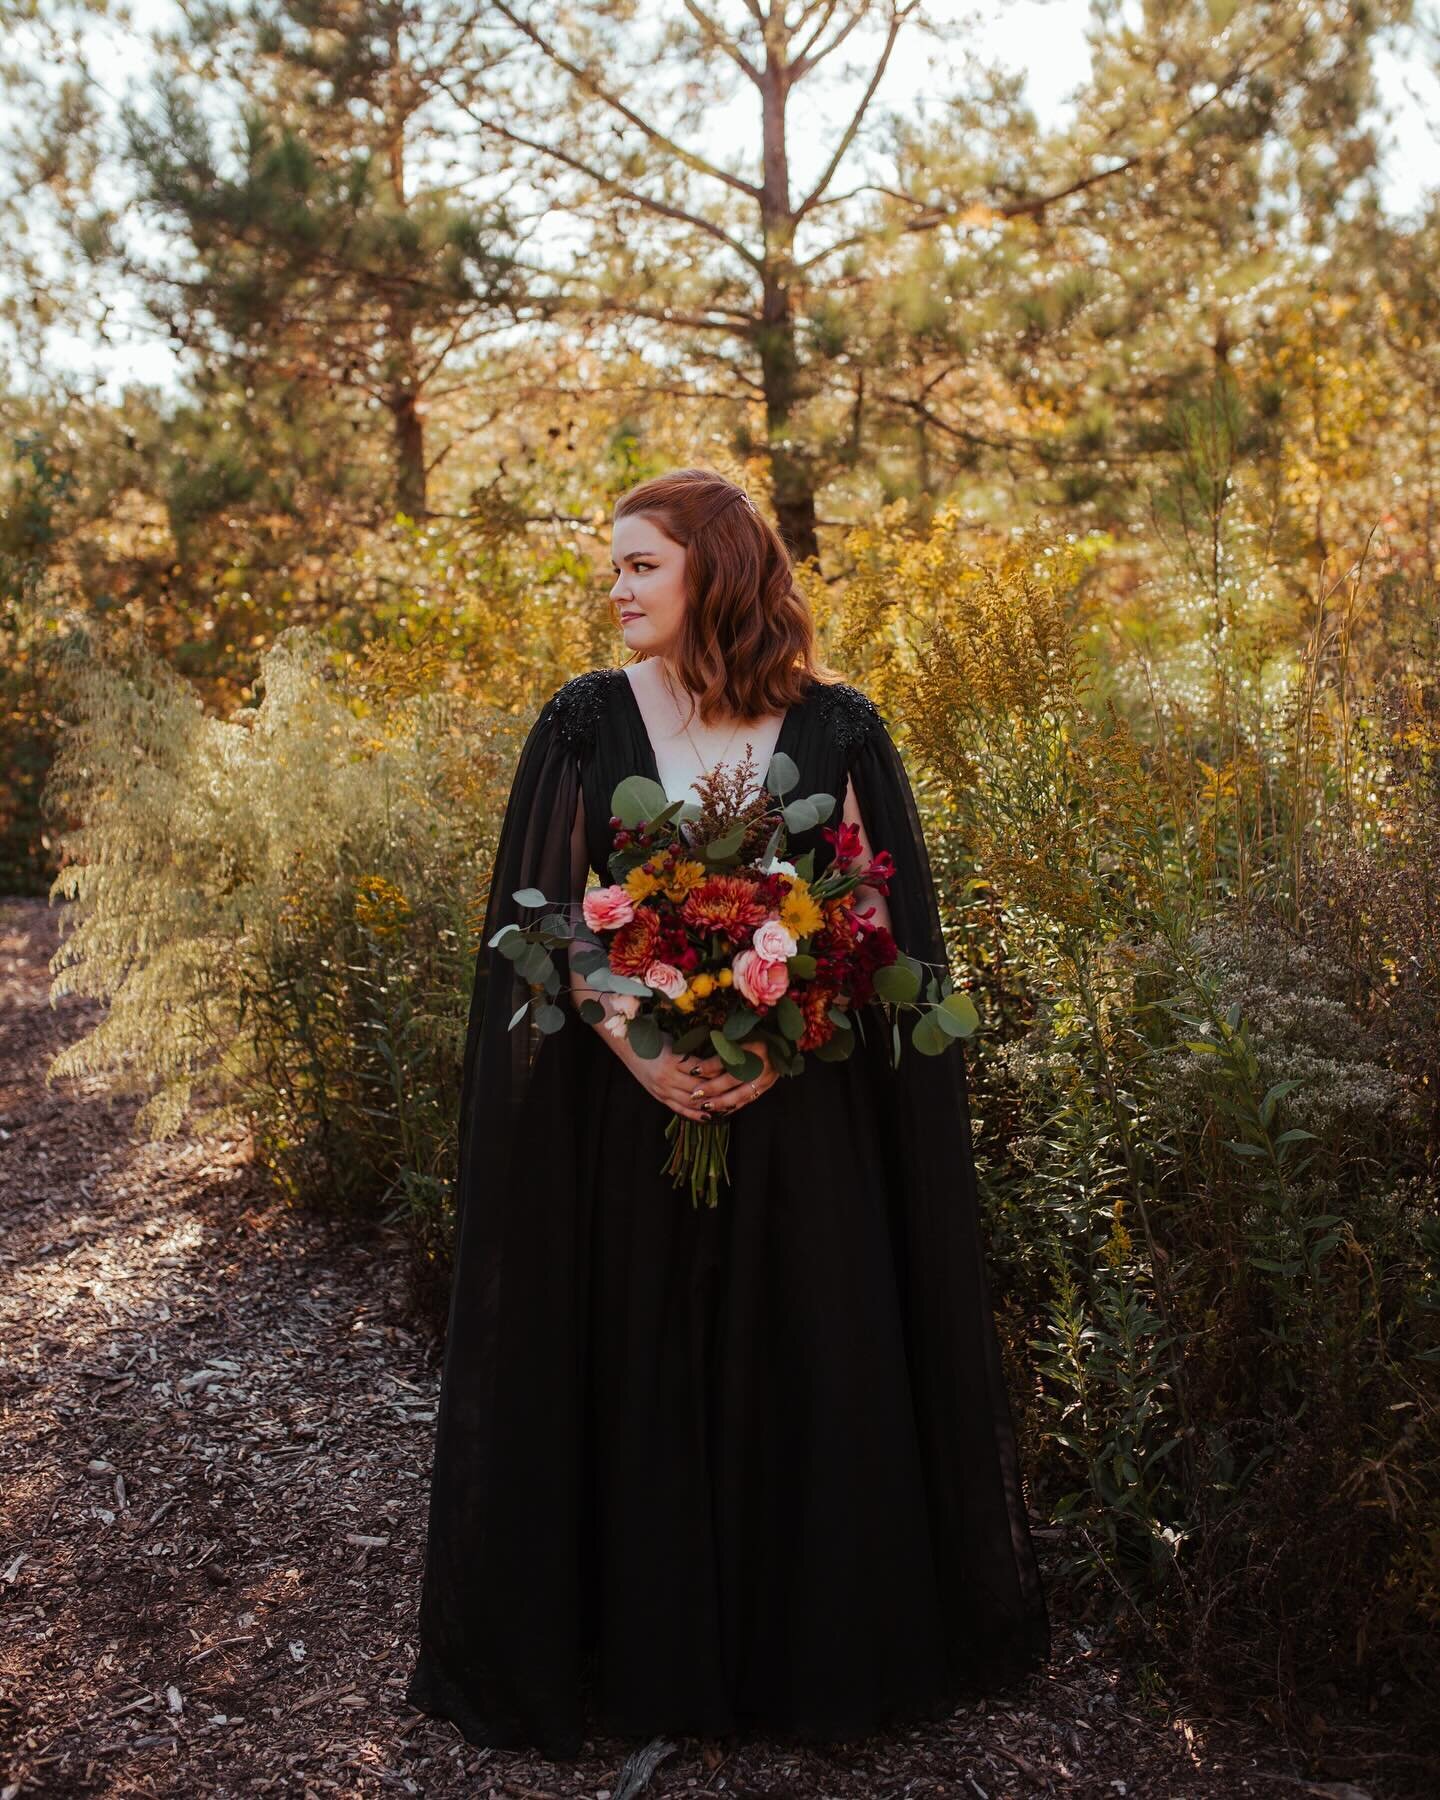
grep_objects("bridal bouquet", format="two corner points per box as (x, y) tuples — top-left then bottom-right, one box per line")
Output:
(492, 747), (977, 1208)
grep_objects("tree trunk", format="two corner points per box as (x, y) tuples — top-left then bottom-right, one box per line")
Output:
(390, 388), (426, 519)
(756, 50), (819, 567)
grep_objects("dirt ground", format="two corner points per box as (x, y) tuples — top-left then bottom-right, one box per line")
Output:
(0, 895), (1410, 1799)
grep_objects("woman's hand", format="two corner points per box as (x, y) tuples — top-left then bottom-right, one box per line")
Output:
(616, 1034), (781, 1122)
(704, 1037), (781, 1116)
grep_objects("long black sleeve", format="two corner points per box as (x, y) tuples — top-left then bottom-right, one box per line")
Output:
(453, 692), (585, 1234)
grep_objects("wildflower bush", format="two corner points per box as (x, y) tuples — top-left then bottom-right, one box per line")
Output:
(44, 623), (532, 1304)
(821, 504), (1440, 1743)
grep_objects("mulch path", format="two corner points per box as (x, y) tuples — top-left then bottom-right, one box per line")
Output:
(0, 894), (1406, 1798)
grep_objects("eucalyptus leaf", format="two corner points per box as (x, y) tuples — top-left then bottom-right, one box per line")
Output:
(611, 773), (672, 827)
(776, 997), (805, 1040)
(723, 1006), (760, 1040)
(787, 952), (817, 979)
(512, 886), (548, 907)
(535, 1003), (567, 1033)
(938, 991), (980, 1037)
(628, 1013), (663, 1059)
(705, 822), (749, 860)
(781, 797), (819, 833)
(873, 961), (921, 1004)
(611, 973), (658, 997)
(516, 943), (555, 983)
(586, 968), (654, 997)
(710, 1030), (744, 1066)
(765, 749), (799, 796)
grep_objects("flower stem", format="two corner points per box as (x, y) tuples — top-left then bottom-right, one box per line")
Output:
(662, 1115), (733, 1208)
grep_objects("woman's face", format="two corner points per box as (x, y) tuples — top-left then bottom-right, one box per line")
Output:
(609, 512), (687, 658)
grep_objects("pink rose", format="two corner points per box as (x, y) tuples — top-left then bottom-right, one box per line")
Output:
(583, 885), (635, 931)
(644, 960), (688, 1000)
(733, 947), (789, 1010)
(752, 917), (797, 962)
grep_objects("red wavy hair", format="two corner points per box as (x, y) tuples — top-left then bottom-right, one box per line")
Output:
(613, 466), (843, 725)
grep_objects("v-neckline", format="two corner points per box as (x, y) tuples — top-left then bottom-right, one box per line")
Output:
(613, 665), (806, 800)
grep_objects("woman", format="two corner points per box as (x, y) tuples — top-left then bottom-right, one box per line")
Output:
(404, 467), (1051, 1759)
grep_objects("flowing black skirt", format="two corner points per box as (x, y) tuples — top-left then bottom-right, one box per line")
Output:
(404, 1002), (1051, 1758)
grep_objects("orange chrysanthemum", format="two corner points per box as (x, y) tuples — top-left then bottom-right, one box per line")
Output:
(816, 899), (858, 956)
(680, 874), (770, 937)
(798, 982), (839, 1051)
(609, 906), (663, 976)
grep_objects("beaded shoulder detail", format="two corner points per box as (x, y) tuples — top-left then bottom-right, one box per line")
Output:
(546, 667), (616, 752)
(809, 679), (882, 756)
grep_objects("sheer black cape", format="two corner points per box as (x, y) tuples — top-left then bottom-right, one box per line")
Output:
(404, 667), (1051, 1757)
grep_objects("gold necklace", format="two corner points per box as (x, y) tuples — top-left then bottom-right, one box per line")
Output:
(660, 664), (747, 788)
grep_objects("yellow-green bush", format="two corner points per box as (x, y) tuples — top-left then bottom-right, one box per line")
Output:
(44, 624), (537, 1297)
(821, 504), (1440, 1742)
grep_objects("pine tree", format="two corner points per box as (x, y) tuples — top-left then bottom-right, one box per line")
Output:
(118, 0), (526, 518)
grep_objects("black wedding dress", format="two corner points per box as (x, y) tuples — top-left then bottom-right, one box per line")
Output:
(403, 666), (1051, 1759)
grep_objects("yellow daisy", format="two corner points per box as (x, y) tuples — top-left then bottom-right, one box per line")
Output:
(624, 865), (663, 903)
(663, 859), (708, 902)
(780, 881), (824, 940)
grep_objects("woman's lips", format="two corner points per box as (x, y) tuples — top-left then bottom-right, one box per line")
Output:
(619, 610), (642, 620)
